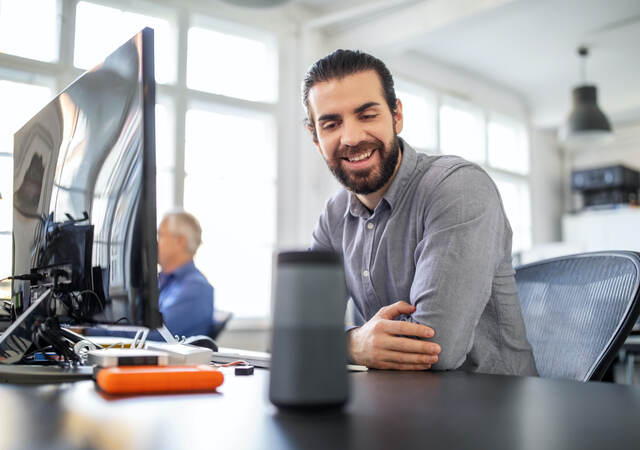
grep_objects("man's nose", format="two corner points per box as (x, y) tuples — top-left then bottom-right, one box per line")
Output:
(340, 118), (367, 147)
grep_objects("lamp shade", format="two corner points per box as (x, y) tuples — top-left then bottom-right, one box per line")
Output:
(561, 85), (613, 146)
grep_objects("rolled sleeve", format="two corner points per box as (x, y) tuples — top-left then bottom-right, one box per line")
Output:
(408, 166), (507, 370)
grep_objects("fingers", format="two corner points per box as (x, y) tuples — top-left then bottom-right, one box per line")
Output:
(376, 349), (439, 365)
(382, 320), (435, 340)
(375, 361), (432, 371)
(383, 335), (441, 355)
(378, 301), (416, 319)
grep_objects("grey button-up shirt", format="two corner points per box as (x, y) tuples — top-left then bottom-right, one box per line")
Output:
(311, 139), (537, 376)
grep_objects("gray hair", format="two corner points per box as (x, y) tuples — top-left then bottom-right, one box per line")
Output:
(162, 210), (202, 255)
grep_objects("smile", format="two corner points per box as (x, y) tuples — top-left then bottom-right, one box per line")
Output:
(344, 149), (374, 163)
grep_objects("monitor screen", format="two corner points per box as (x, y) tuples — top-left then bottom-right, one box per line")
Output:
(11, 28), (161, 330)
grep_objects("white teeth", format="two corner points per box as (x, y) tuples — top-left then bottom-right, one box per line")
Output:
(348, 150), (373, 162)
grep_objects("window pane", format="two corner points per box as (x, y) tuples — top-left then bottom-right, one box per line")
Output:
(0, 80), (53, 234)
(74, 1), (176, 84)
(396, 86), (437, 151)
(439, 99), (485, 162)
(0, 0), (58, 62)
(156, 170), (174, 220)
(155, 103), (175, 170)
(488, 114), (529, 174)
(184, 108), (276, 317)
(187, 27), (277, 102)
(491, 173), (532, 253)
(155, 102), (175, 219)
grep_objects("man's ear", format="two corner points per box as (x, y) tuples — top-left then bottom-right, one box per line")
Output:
(177, 235), (189, 253)
(305, 121), (321, 150)
(393, 98), (404, 135)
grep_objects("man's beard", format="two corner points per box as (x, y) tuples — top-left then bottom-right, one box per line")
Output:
(326, 134), (401, 195)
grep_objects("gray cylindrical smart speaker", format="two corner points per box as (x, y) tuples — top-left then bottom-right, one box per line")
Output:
(269, 250), (349, 409)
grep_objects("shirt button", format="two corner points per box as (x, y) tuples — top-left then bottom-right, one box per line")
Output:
(367, 222), (374, 230)
(363, 270), (369, 277)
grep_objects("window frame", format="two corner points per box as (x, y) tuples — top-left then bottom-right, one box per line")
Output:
(0, 0), (282, 323)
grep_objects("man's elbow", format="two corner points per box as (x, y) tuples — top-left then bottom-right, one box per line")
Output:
(429, 348), (467, 371)
(431, 354), (465, 371)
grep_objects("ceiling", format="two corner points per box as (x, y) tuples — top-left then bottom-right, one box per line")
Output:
(294, 0), (640, 129)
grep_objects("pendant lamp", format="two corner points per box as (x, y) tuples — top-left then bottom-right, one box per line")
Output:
(560, 46), (613, 147)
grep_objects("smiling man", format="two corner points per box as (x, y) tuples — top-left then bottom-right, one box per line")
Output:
(304, 49), (537, 375)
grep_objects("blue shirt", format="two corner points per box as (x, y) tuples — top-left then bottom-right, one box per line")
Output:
(158, 260), (214, 338)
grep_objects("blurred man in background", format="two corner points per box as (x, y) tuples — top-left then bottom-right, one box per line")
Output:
(156, 211), (214, 338)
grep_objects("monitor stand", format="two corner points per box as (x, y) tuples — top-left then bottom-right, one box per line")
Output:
(0, 286), (177, 384)
(0, 324), (177, 385)
(0, 288), (53, 364)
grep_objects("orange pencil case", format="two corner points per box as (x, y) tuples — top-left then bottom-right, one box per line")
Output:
(96, 365), (224, 394)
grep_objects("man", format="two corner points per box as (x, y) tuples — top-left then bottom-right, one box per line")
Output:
(304, 49), (537, 375)
(156, 211), (214, 338)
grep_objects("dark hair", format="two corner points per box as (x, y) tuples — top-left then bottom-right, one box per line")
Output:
(301, 49), (397, 139)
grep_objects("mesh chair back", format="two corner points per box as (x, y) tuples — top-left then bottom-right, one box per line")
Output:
(515, 251), (640, 381)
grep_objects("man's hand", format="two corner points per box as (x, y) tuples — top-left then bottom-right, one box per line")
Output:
(347, 301), (440, 370)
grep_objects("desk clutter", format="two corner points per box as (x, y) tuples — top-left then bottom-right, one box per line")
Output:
(0, 339), (266, 392)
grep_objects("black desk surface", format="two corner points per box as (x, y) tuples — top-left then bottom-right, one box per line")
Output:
(1, 368), (639, 449)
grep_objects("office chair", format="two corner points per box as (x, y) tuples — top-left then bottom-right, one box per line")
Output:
(515, 251), (640, 381)
(210, 309), (233, 340)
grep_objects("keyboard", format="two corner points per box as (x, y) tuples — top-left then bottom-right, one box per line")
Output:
(211, 347), (368, 372)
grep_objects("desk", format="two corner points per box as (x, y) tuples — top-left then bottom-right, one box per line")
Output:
(1, 369), (639, 450)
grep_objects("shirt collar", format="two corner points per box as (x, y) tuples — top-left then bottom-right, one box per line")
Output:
(345, 138), (418, 219)
(160, 259), (196, 280)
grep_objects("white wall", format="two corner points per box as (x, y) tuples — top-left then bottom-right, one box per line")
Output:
(529, 128), (563, 244)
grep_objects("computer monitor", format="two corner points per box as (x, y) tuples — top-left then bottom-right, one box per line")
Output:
(1, 27), (162, 365)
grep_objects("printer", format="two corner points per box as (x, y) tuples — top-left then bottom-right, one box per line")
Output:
(571, 165), (640, 210)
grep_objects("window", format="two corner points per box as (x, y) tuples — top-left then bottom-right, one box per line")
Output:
(187, 25), (277, 102)
(488, 113), (529, 175)
(491, 173), (532, 253)
(395, 84), (532, 253)
(395, 80), (437, 151)
(0, 0), (59, 62)
(155, 101), (175, 219)
(0, 2), (281, 320)
(182, 20), (279, 318)
(74, 1), (176, 84)
(439, 97), (485, 162)
(183, 107), (276, 317)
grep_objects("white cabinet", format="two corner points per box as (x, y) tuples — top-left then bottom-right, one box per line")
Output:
(562, 208), (640, 252)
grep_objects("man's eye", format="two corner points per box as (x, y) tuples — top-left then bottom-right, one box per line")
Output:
(322, 122), (337, 130)
(362, 114), (377, 120)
